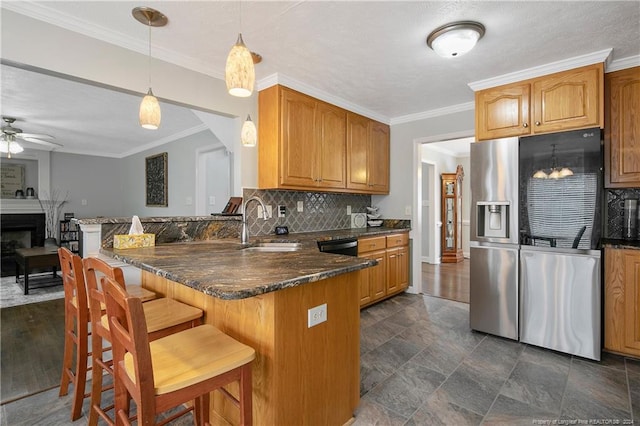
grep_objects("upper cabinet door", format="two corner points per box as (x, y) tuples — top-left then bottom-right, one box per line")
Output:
(281, 89), (318, 187)
(346, 113), (370, 191)
(316, 102), (346, 189)
(605, 66), (640, 188)
(475, 83), (531, 141)
(368, 121), (390, 194)
(532, 64), (603, 133)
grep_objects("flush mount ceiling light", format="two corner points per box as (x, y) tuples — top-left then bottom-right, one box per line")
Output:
(133, 7), (168, 130)
(241, 115), (257, 147)
(426, 21), (485, 58)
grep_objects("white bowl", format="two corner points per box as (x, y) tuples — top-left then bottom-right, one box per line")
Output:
(366, 206), (379, 213)
(366, 213), (381, 219)
(367, 220), (383, 227)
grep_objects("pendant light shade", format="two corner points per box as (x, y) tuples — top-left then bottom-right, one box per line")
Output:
(532, 170), (548, 179)
(241, 115), (257, 147)
(226, 33), (255, 97)
(139, 88), (161, 130)
(427, 21), (485, 58)
(132, 7), (167, 130)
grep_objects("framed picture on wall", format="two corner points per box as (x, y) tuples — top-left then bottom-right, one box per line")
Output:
(145, 152), (168, 207)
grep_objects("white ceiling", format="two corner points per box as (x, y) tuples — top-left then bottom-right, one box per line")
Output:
(1, 1), (639, 158)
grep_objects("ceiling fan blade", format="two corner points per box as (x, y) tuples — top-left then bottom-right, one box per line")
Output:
(17, 132), (55, 140)
(18, 135), (63, 147)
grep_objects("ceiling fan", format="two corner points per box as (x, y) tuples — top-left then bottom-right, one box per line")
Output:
(1, 116), (62, 158)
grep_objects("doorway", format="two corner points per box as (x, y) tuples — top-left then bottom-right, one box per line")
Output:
(195, 147), (233, 216)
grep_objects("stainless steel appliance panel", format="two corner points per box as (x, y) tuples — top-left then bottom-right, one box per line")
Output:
(470, 137), (519, 245)
(520, 247), (601, 360)
(469, 244), (519, 340)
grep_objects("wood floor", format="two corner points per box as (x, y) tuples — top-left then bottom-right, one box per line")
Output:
(421, 258), (470, 303)
(0, 298), (65, 404)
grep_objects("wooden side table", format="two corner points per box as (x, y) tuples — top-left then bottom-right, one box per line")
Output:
(14, 247), (61, 295)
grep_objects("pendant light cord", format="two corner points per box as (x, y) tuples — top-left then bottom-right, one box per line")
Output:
(148, 17), (152, 89)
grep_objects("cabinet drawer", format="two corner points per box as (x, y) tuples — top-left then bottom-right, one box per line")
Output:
(358, 236), (387, 254)
(386, 233), (408, 248)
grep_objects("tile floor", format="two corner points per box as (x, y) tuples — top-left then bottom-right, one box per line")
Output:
(2, 293), (639, 425)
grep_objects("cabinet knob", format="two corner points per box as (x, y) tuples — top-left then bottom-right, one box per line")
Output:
(535, 121), (541, 126)
(522, 123), (528, 128)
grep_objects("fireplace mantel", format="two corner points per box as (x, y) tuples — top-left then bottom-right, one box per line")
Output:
(0, 199), (45, 214)
(0, 149), (51, 215)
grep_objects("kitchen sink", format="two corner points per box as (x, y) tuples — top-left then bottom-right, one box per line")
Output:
(243, 242), (302, 252)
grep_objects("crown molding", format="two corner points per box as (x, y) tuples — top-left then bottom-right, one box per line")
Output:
(256, 73), (389, 124)
(468, 49), (613, 91)
(119, 123), (209, 158)
(390, 102), (475, 126)
(606, 55), (640, 73)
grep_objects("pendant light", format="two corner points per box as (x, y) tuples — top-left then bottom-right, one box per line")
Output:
(132, 7), (168, 130)
(532, 144), (573, 179)
(241, 115), (257, 147)
(427, 21), (485, 58)
(225, 1), (255, 97)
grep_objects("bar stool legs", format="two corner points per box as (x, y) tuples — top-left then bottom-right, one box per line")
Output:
(58, 247), (90, 421)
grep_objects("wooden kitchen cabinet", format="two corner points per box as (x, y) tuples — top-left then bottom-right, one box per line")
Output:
(386, 233), (409, 295)
(358, 235), (388, 307)
(358, 232), (409, 307)
(346, 113), (390, 194)
(604, 248), (640, 358)
(605, 66), (640, 188)
(259, 85), (346, 190)
(476, 63), (604, 140)
(258, 84), (389, 194)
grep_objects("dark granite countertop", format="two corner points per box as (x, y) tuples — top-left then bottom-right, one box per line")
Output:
(100, 227), (409, 300)
(600, 238), (640, 250)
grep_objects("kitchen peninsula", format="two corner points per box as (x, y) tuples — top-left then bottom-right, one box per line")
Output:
(91, 216), (381, 426)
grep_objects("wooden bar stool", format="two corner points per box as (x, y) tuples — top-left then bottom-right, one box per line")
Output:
(103, 276), (255, 426)
(58, 247), (91, 421)
(83, 256), (205, 426)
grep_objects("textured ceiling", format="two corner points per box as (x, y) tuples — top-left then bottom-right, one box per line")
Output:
(1, 1), (639, 157)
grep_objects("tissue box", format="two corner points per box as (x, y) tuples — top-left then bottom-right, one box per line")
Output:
(113, 234), (155, 249)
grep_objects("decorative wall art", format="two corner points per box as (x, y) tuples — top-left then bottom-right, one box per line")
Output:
(0, 164), (25, 198)
(145, 152), (168, 207)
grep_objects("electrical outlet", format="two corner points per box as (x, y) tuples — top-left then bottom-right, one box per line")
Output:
(186, 197), (193, 205)
(81, 199), (87, 206)
(346, 205), (351, 215)
(209, 196), (216, 205)
(257, 205), (273, 219)
(297, 201), (304, 212)
(405, 205), (411, 215)
(278, 205), (286, 218)
(308, 303), (327, 328)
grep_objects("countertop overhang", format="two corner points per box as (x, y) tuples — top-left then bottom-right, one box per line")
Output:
(100, 228), (409, 300)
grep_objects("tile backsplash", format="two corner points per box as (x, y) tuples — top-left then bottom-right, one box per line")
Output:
(606, 188), (640, 239)
(243, 188), (371, 236)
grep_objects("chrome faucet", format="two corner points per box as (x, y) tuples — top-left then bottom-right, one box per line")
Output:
(241, 196), (268, 244)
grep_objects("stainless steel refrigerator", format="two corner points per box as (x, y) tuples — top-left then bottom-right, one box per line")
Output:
(469, 137), (520, 340)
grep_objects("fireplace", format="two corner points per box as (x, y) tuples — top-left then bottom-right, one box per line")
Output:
(1, 213), (46, 277)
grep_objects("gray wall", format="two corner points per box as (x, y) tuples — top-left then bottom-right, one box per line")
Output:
(120, 130), (226, 217)
(50, 152), (123, 218)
